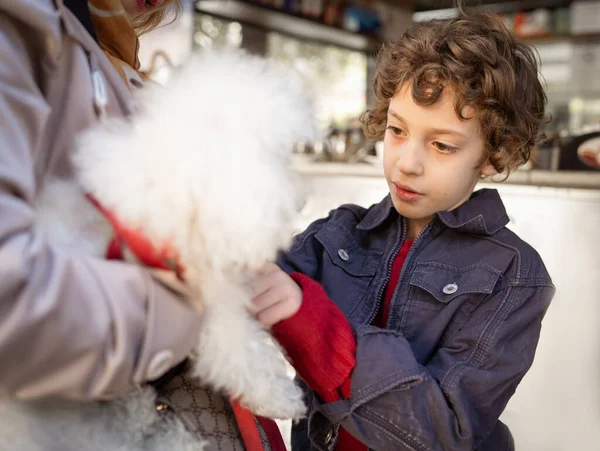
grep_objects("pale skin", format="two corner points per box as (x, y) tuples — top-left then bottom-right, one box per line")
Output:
(250, 83), (498, 327)
(249, 262), (302, 328)
(384, 84), (497, 241)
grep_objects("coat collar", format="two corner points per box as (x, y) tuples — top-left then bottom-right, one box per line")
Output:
(357, 188), (509, 236)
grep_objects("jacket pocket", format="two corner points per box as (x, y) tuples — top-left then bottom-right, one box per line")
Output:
(409, 262), (501, 305)
(315, 223), (382, 316)
(400, 262), (502, 361)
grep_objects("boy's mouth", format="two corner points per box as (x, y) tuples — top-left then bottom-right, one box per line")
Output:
(392, 182), (423, 201)
(394, 182), (421, 194)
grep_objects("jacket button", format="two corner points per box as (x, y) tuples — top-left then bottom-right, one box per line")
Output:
(338, 249), (350, 261)
(145, 350), (175, 381)
(443, 283), (458, 295)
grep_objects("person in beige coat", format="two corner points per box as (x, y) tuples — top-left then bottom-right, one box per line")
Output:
(0, 0), (273, 449)
(0, 0), (296, 451)
(0, 0), (201, 403)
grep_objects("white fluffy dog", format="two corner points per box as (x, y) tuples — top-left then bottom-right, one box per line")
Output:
(1, 50), (316, 449)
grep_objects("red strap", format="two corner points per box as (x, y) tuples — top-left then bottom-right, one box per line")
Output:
(231, 400), (265, 451)
(85, 194), (185, 278)
(106, 236), (123, 260)
(256, 416), (288, 451)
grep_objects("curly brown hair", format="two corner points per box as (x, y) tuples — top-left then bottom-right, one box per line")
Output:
(132, 0), (182, 35)
(361, 9), (547, 173)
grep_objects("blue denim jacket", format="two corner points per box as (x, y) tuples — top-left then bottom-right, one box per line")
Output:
(278, 188), (555, 451)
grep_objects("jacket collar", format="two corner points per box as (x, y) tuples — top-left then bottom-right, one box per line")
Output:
(357, 188), (509, 236)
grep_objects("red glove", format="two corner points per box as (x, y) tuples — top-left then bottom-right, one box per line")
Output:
(272, 273), (356, 402)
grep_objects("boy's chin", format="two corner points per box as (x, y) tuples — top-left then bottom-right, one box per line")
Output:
(390, 200), (431, 221)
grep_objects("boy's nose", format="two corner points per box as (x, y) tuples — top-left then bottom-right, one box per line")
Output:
(395, 140), (424, 176)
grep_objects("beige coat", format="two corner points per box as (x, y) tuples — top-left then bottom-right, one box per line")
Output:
(0, 0), (202, 401)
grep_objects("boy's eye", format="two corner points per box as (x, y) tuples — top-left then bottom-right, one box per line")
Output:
(386, 125), (405, 137)
(433, 141), (458, 153)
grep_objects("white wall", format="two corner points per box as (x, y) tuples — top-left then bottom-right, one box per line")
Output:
(497, 185), (600, 451)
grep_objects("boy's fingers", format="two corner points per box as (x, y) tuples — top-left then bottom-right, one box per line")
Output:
(250, 264), (287, 297)
(249, 286), (281, 313)
(256, 298), (299, 328)
(250, 273), (275, 299)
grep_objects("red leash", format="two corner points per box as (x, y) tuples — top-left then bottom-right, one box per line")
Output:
(230, 400), (288, 451)
(231, 400), (266, 451)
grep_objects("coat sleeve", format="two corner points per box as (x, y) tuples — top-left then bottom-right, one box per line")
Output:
(0, 14), (201, 401)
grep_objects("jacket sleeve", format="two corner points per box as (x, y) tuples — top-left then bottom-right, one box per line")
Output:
(0, 14), (201, 401)
(315, 285), (553, 450)
(278, 219), (555, 450)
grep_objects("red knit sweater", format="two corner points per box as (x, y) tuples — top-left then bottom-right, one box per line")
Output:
(273, 240), (413, 450)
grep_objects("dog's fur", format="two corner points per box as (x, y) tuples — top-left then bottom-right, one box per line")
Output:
(4, 50), (316, 449)
(0, 387), (204, 451)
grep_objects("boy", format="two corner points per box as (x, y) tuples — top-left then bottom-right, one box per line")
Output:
(251, 8), (554, 451)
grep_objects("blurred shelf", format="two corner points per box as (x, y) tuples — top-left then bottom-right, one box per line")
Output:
(194, 0), (383, 53)
(414, 0), (570, 13)
(522, 32), (600, 45)
(486, 169), (600, 189)
(292, 157), (385, 178)
(292, 156), (600, 189)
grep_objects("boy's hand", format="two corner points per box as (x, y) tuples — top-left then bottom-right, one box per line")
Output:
(250, 263), (302, 328)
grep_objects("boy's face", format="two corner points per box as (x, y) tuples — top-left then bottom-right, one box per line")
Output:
(383, 83), (496, 238)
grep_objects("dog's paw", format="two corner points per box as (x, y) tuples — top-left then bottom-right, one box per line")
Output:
(192, 302), (307, 419)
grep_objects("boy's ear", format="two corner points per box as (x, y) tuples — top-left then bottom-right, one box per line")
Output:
(480, 162), (498, 176)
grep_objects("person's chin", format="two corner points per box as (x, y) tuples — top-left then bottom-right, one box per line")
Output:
(391, 197), (424, 218)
